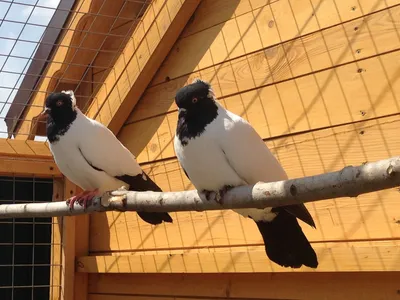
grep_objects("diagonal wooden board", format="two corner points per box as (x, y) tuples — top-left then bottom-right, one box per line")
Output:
(85, 0), (202, 135)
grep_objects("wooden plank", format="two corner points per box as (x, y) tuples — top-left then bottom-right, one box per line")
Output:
(85, 0), (201, 135)
(179, 0), (278, 39)
(127, 7), (400, 123)
(79, 241), (400, 273)
(56, 182), (90, 300)
(88, 272), (400, 300)
(50, 178), (64, 300)
(60, 180), (78, 300)
(0, 156), (61, 177)
(0, 139), (60, 176)
(122, 48), (400, 164)
(0, 139), (53, 158)
(148, 0), (400, 88)
(88, 296), (185, 300)
(73, 191), (90, 300)
(89, 296), (205, 300)
(91, 115), (400, 252)
(127, 5), (400, 124)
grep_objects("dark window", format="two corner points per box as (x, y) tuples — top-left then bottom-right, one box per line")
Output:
(0, 176), (53, 300)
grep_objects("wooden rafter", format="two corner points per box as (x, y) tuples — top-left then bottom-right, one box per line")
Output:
(13, 0), (92, 140)
(86, 0), (201, 134)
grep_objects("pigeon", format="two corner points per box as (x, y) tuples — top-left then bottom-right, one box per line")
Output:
(41, 90), (173, 225)
(173, 79), (318, 269)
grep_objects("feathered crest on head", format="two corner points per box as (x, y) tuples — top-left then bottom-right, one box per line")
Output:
(61, 90), (77, 108)
(191, 78), (216, 99)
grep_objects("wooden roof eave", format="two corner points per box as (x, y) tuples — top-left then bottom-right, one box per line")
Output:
(5, 0), (77, 139)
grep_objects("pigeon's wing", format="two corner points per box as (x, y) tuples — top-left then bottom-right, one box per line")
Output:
(78, 117), (142, 177)
(219, 112), (315, 228)
(174, 135), (190, 180)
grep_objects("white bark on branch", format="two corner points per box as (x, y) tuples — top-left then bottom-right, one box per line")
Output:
(1, 156), (400, 219)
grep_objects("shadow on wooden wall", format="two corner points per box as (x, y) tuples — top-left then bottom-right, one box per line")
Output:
(120, 0), (244, 160)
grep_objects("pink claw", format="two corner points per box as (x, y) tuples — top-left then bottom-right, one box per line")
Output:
(66, 189), (99, 210)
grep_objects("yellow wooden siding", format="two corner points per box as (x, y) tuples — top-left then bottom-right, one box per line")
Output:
(88, 0), (400, 278)
(87, 272), (400, 300)
(91, 115), (400, 252)
(80, 241), (400, 273)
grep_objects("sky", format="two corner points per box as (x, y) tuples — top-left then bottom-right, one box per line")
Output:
(0, 0), (60, 139)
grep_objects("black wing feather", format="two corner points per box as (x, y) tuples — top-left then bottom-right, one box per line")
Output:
(272, 204), (316, 228)
(115, 173), (173, 225)
(78, 147), (172, 225)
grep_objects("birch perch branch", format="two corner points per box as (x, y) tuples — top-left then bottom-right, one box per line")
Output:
(1, 156), (400, 219)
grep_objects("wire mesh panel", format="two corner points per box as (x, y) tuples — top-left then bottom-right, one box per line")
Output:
(0, 0), (150, 139)
(0, 176), (56, 300)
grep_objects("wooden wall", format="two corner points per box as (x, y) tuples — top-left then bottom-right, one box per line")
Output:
(87, 273), (400, 300)
(87, 0), (400, 299)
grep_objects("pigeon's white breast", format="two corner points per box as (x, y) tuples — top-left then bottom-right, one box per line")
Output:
(49, 116), (125, 193)
(174, 127), (245, 192)
(174, 104), (289, 222)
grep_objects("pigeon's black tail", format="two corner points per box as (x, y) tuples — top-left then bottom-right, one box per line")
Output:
(255, 208), (318, 269)
(115, 173), (173, 225)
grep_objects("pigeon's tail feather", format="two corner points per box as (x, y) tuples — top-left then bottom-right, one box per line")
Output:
(255, 209), (318, 269)
(115, 173), (173, 225)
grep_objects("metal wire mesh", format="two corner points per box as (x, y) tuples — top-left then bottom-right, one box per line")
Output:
(0, 0), (150, 139)
(0, 176), (56, 300)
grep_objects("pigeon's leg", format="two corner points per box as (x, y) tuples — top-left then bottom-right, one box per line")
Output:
(66, 189), (99, 210)
(215, 185), (234, 204)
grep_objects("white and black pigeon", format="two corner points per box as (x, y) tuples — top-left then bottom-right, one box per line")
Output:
(173, 79), (318, 269)
(41, 90), (173, 225)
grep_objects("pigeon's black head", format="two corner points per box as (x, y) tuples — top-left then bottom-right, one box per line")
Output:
(44, 90), (77, 119)
(43, 90), (78, 143)
(175, 79), (216, 113)
(175, 79), (219, 145)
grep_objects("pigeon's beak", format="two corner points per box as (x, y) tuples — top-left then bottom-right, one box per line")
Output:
(40, 108), (50, 116)
(178, 108), (186, 112)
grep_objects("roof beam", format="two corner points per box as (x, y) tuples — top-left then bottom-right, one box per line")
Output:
(86, 0), (201, 134)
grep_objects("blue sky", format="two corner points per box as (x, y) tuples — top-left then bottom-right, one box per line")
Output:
(0, 0), (60, 139)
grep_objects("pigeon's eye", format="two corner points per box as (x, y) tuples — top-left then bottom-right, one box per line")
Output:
(56, 100), (63, 107)
(192, 97), (198, 104)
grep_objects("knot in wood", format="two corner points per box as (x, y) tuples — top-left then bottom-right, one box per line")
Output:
(386, 165), (395, 176)
(290, 184), (297, 196)
(268, 20), (275, 28)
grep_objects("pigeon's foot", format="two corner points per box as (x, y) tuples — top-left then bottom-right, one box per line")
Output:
(202, 190), (213, 201)
(66, 189), (99, 210)
(66, 190), (89, 209)
(215, 185), (234, 204)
